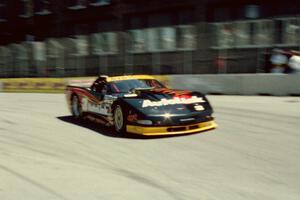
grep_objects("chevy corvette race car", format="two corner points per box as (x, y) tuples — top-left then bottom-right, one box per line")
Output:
(65, 75), (217, 136)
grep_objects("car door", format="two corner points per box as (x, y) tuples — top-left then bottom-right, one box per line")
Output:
(86, 82), (110, 116)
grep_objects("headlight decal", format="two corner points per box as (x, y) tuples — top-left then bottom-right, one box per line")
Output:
(136, 120), (153, 125)
(127, 114), (138, 122)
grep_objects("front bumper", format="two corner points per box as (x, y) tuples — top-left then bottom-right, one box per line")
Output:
(126, 120), (217, 136)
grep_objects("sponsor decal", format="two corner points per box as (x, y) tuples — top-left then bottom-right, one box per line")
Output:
(124, 93), (138, 97)
(82, 97), (111, 116)
(142, 96), (205, 108)
(88, 101), (109, 115)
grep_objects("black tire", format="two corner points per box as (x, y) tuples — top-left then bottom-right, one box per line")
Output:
(113, 104), (127, 134)
(71, 95), (83, 119)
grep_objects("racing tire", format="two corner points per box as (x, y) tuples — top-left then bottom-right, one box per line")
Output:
(71, 95), (83, 119)
(113, 104), (127, 135)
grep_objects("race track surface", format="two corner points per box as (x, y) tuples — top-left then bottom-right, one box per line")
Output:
(0, 93), (300, 200)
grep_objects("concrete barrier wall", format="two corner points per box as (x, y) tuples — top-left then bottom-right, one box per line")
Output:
(168, 74), (300, 96)
(0, 74), (299, 96)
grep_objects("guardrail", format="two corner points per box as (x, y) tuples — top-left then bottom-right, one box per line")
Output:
(0, 74), (299, 96)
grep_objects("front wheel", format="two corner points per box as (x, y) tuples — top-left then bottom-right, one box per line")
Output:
(113, 105), (126, 134)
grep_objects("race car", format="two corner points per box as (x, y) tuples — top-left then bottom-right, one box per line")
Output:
(65, 75), (217, 136)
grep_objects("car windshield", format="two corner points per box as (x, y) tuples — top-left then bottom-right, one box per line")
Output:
(108, 79), (165, 93)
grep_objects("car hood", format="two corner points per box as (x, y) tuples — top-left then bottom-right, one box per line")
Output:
(121, 88), (212, 116)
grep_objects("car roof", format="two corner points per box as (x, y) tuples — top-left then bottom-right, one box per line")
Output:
(105, 75), (156, 82)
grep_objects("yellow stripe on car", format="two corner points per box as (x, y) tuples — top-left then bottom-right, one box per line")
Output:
(107, 75), (156, 82)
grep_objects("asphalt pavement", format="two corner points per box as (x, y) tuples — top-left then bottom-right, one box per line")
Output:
(0, 93), (300, 200)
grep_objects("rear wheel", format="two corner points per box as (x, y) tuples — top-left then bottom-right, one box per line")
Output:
(71, 95), (83, 119)
(114, 105), (126, 134)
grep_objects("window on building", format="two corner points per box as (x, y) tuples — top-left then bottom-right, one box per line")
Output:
(212, 20), (275, 48)
(67, 0), (87, 10)
(146, 27), (176, 52)
(34, 0), (51, 15)
(9, 43), (29, 72)
(176, 25), (196, 50)
(65, 36), (89, 56)
(0, 46), (12, 73)
(19, 0), (34, 18)
(160, 27), (176, 50)
(253, 20), (274, 46)
(75, 35), (88, 56)
(16, 44), (28, 60)
(89, 0), (111, 6)
(0, 46), (5, 60)
(91, 32), (118, 55)
(234, 21), (251, 46)
(281, 18), (300, 45)
(32, 42), (46, 61)
(212, 23), (235, 48)
(146, 28), (160, 51)
(0, 0), (7, 21)
(46, 39), (64, 58)
(0, 47), (7, 70)
(128, 25), (196, 53)
(128, 29), (146, 52)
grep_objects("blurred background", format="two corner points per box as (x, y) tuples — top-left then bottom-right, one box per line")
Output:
(0, 0), (300, 77)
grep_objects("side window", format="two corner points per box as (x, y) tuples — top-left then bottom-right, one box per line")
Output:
(91, 81), (105, 93)
(145, 79), (164, 88)
(102, 85), (108, 94)
(91, 77), (109, 93)
(107, 83), (120, 93)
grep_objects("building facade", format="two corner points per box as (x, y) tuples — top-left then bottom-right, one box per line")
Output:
(0, 0), (300, 77)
